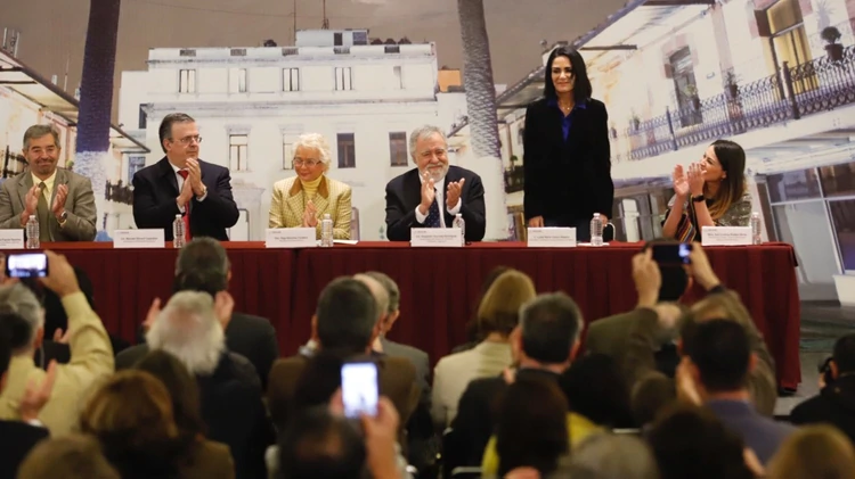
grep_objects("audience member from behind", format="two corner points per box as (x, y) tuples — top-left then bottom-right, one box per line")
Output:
(0, 250), (113, 435)
(565, 434), (660, 479)
(586, 239), (689, 378)
(453, 266), (512, 353)
(268, 277), (417, 433)
(433, 268), (536, 428)
(0, 320), (55, 479)
(766, 425), (855, 479)
(117, 237), (279, 390)
(445, 292), (587, 477)
(364, 271), (436, 472)
(79, 370), (191, 479)
(559, 353), (634, 429)
(145, 291), (270, 479)
(680, 318), (793, 464)
(17, 434), (119, 479)
(648, 404), (756, 479)
(495, 376), (570, 478)
(790, 333), (855, 442)
(135, 350), (235, 479)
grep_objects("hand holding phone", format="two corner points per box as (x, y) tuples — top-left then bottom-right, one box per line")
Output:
(341, 361), (379, 418)
(4, 253), (49, 279)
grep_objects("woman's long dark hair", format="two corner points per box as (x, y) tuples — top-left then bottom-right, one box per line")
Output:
(707, 139), (746, 220)
(543, 46), (593, 104)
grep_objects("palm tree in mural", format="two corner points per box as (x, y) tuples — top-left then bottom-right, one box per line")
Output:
(457, 0), (507, 238)
(75, 0), (122, 238)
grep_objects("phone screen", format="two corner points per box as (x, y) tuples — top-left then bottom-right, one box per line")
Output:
(652, 243), (692, 265)
(341, 362), (379, 418)
(5, 253), (49, 278)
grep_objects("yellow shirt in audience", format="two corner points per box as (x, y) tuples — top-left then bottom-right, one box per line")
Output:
(481, 412), (603, 475)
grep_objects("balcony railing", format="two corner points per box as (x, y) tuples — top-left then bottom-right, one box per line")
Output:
(106, 180), (133, 205)
(625, 44), (855, 161)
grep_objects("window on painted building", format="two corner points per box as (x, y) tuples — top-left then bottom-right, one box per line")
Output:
(282, 138), (295, 170)
(229, 134), (249, 171)
(179, 69), (196, 93)
(337, 133), (356, 168)
(283, 68), (300, 92)
(389, 132), (407, 166)
(393, 66), (403, 89)
(335, 67), (353, 91)
(229, 68), (247, 93)
(128, 156), (146, 181)
(138, 106), (147, 129)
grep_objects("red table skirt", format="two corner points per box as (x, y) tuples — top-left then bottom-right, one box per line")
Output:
(16, 241), (801, 389)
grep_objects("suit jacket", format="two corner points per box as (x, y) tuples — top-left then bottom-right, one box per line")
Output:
(268, 175), (352, 239)
(522, 98), (613, 222)
(0, 292), (114, 435)
(132, 157), (239, 241)
(267, 354), (419, 430)
(0, 420), (49, 479)
(384, 165), (486, 242)
(116, 312), (279, 390)
(0, 168), (97, 241)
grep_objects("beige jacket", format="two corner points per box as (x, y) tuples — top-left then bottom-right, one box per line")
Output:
(268, 175), (352, 239)
(0, 292), (114, 435)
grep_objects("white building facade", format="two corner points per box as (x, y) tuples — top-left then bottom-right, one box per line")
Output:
(118, 29), (468, 241)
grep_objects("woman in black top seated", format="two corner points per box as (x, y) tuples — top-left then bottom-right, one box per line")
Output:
(523, 46), (614, 241)
(662, 139), (752, 242)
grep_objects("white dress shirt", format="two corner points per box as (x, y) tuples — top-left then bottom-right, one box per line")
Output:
(170, 162), (207, 213)
(414, 174), (462, 227)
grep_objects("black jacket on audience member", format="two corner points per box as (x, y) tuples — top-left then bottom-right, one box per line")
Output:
(0, 420), (49, 478)
(790, 375), (855, 443)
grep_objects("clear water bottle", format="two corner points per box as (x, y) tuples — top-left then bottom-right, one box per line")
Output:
(750, 212), (762, 245)
(25, 215), (39, 249)
(453, 213), (466, 246)
(590, 213), (604, 247)
(320, 213), (334, 247)
(173, 214), (186, 248)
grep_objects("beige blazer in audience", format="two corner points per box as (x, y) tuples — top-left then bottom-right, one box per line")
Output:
(0, 292), (114, 435)
(431, 341), (513, 429)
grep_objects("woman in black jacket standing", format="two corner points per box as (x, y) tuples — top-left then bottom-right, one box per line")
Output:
(523, 46), (614, 241)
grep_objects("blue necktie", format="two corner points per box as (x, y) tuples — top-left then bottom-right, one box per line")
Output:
(425, 190), (441, 227)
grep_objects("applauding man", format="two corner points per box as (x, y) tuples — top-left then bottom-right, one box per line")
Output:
(384, 125), (486, 242)
(0, 125), (96, 241)
(132, 113), (239, 241)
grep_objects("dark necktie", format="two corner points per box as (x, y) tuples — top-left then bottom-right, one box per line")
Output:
(177, 171), (192, 241)
(425, 189), (441, 228)
(36, 182), (51, 241)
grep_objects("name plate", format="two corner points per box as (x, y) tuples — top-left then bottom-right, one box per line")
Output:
(266, 228), (317, 248)
(0, 230), (24, 249)
(410, 228), (463, 248)
(701, 226), (752, 246)
(113, 229), (165, 249)
(527, 228), (577, 248)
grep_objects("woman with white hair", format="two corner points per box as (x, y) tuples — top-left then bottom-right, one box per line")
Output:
(268, 133), (352, 239)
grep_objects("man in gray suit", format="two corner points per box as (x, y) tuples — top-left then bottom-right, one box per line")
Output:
(0, 125), (96, 241)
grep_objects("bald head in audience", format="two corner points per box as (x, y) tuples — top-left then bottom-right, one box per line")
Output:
(146, 291), (226, 375)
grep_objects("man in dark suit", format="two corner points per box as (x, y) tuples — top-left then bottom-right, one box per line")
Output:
(385, 125), (486, 242)
(790, 333), (855, 443)
(115, 238), (279, 389)
(444, 292), (584, 477)
(132, 113), (239, 241)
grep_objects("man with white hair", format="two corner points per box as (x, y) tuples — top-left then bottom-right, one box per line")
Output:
(385, 125), (486, 242)
(146, 291), (272, 479)
(0, 251), (113, 435)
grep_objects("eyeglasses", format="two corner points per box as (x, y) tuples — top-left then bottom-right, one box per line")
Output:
(419, 148), (447, 159)
(175, 135), (202, 145)
(293, 158), (321, 167)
